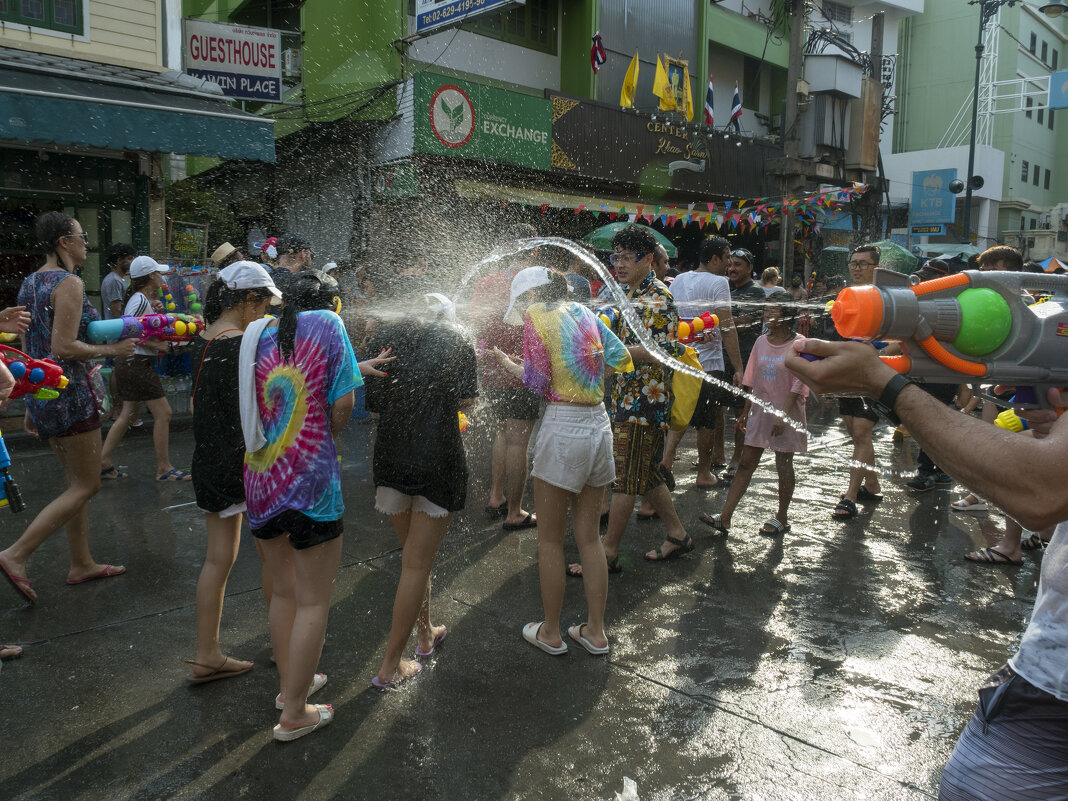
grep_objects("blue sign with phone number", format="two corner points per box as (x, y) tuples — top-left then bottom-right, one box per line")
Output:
(415, 0), (525, 34)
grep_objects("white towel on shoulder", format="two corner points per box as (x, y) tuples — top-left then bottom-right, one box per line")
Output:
(239, 317), (273, 453)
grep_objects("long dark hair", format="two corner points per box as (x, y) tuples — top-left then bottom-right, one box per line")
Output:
(202, 278), (273, 324)
(277, 270), (340, 360)
(123, 275), (154, 307)
(35, 211), (76, 270)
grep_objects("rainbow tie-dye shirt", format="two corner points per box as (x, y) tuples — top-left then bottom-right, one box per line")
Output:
(522, 301), (632, 404)
(244, 310), (360, 527)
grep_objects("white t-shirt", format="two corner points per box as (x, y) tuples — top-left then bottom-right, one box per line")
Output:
(667, 270), (731, 371)
(1010, 520), (1068, 701)
(124, 292), (156, 357)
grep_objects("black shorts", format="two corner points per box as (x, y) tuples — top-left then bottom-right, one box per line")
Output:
(486, 387), (542, 421)
(115, 355), (164, 403)
(839, 396), (878, 422)
(251, 510), (343, 550)
(690, 375), (726, 429)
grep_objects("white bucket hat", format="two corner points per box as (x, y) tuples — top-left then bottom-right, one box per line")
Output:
(219, 260), (283, 305)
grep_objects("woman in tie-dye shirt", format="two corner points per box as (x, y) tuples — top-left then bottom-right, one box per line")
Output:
(494, 267), (631, 658)
(244, 271), (359, 742)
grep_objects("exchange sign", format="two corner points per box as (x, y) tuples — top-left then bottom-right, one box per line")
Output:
(183, 18), (282, 103)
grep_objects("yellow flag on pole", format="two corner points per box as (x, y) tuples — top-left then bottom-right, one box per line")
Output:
(682, 64), (694, 120)
(653, 56), (676, 111)
(620, 50), (639, 108)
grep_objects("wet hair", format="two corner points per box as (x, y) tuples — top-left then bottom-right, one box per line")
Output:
(979, 245), (1023, 271)
(123, 274), (155, 306)
(699, 236), (730, 264)
(851, 244), (881, 262)
(277, 270), (340, 360)
(611, 225), (658, 256)
(202, 278), (273, 325)
(105, 242), (135, 268)
(765, 290), (800, 332)
(761, 266), (780, 284)
(531, 270), (570, 306)
(35, 211), (76, 263)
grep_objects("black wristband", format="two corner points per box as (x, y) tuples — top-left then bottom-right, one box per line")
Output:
(873, 373), (914, 426)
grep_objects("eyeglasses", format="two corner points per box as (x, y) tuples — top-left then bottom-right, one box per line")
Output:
(848, 260), (876, 268)
(731, 249), (753, 262)
(63, 232), (89, 244)
(609, 251), (645, 266)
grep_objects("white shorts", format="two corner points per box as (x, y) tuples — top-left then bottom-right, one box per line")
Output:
(374, 486), (450, 519)
(199, 502), (246, 519)
(531, 404), (615, 494)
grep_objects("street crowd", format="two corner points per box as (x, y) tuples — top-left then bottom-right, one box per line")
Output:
(1, 211), (1066, 799)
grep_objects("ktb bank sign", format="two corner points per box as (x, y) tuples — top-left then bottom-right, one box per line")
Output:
(911, 168), (957, 227)
(183, 18), (282, 103)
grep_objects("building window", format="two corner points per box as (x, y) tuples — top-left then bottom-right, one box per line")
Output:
(1021, 215), (1027, 230)
(1030, 217), (1038, 229)
(1045, 169), (1051, 190)
(1050, 108), (1055, 130)
(1039, 107), (1045, 125)
(1042, 40), (1049, 63)
(1026, 97), (1033, 118)
(822, 1), (852, 24)
(0, 0), (82, 34)
(1030, 32), (1037, 54)
(1034, 163), (1040, 186)
(1054, 50), (1059, 70)
(1022, 159), (1030, 181)
(474, 0), (558, 56)
(743, 56), (761, 111)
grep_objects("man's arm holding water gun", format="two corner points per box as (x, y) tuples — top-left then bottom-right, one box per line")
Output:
(786, 339), (1068, 531)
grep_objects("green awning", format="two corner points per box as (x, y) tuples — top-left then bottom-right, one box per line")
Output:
(0, 66), (275, 162)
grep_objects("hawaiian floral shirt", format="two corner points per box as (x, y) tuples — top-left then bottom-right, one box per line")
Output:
(607, 272), (680, 430)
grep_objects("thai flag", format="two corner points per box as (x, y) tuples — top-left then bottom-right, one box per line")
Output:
(730, 82), (743, 132)
(704, 74), (714, 125)
(590, 33), (606, 74)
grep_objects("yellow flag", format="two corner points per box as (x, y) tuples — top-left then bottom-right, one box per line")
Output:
(653, 56), (676, 111)
(682, 64), (694, 121)
(620, 50), (639, 108)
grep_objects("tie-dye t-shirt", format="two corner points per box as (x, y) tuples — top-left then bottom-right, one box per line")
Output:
(522, 301), (632, 404)
(244, 310), (360, 527)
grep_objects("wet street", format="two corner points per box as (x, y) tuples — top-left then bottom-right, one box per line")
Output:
(0, 405), (1040, 801)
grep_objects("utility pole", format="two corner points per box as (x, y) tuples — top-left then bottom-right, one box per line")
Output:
(778, 0), (806, 283)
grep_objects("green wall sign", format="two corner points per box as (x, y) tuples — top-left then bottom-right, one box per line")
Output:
(414, 73), (550, 170)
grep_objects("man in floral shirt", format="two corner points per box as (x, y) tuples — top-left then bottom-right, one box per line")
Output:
(585, 226), (696, 572)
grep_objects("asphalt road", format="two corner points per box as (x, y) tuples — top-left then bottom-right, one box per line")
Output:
(0, 404), (1040, 800)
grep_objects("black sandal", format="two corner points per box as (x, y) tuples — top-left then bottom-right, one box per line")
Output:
(832, 497), (858, 520)
(567, 555), (623, 578)
(857, 486), (883, 503)
(644, 534), (694, 562)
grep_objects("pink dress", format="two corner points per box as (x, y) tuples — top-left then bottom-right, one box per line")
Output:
(741, 335), (809, 453)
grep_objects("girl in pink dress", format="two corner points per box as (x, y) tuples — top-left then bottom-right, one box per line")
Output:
(699, 291), (808, 537)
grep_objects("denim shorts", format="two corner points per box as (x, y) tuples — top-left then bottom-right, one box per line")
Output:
(531, 404), (615, 494)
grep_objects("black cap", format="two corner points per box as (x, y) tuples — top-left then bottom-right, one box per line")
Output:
(276, 232), (312, 255)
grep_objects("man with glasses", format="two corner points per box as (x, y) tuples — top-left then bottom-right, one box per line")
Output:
(596, 226), (694, 565)
(831, 244), (885, 520)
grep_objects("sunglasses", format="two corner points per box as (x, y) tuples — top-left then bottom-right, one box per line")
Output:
(64, 232), (89, 243)
(609, 252), (646, 266)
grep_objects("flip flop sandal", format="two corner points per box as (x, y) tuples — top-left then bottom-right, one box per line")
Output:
(100, 466), (129, 480)
(273, 704), (334, 742)
(157, 469), (192, 482)
(644, 534), (694, 562)
(832, 498), (858, 520)
(857, 486), (883, 503)
(275, 672), (327, 709)
(0, 561), (35, 604)
(951, 497), (988, 512)
(964, 547), (1022, 566)
(522, 622), (567, 656)
(503, 513), (538, 531)
(1022, 533), (1049, 551)
(414, 628), (448, 658)
(484, 504), (507, 517)
(184, 655), (254, 684)
(568, 623), (609, 655)
(371, 661), (422, 689)
(758, 519), (791, 536)
(66, 564), (126, 585)
(567, 555), (623, 578)
(699, 512), (730, 536)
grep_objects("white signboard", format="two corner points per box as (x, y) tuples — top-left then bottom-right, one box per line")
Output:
(414, 0), (525, 35)
(183, 18), (282, 103)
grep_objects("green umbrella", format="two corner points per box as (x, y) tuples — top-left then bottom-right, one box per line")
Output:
(581, 222), (678, 257)
(869, 240), (919, 273)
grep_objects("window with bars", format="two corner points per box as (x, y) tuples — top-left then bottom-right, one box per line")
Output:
(1045, 169), (1051, 190)
(1053, 50), (1059, 70)
(822, 1), (852, 24)
(0, 0), (81, 34)
(1034, 163), (1040, 186)
(1030, 32), (1037, 54)
(473, 0), (557, 55)
(1042, 40), (1049, 63)
(1022, 160), (1030, 181)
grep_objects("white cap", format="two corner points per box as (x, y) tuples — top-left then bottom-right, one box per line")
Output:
(129, 255), (170, 279)
(219, 260), (283, 305)
(503, 266), (553, 326)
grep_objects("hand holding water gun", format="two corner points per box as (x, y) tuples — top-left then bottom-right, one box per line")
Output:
(0, 344), (68, 400)
(676, 312), (720, 345)
(827, 268), (1068, 410)
(86, 313), (202, 345)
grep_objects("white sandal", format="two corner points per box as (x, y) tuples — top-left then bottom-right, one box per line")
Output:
(951, 495), (987, 512)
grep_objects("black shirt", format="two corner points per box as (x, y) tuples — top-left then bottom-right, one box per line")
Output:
(189, 334), (245, 513)
(365, 319), (478, 512)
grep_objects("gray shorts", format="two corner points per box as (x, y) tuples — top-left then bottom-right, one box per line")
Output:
(531, 404), (615, 494)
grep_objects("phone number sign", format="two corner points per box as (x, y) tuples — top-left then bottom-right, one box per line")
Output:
(414, 0), (526, 34)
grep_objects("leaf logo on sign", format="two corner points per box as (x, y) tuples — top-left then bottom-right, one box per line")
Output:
(430, 85), (474, 148)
